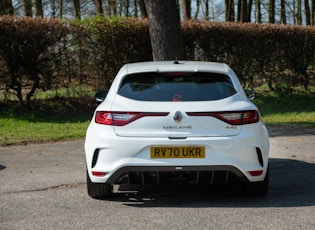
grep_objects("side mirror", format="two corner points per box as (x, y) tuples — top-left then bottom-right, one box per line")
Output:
(245, 89), (255, 100)
(94, 90), (108, 102)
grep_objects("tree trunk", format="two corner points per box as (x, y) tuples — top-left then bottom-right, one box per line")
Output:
(0, 0), (14, 15)
(246, 0), (253, 22)
(26, 74), (40, 108)
(118, 0), (123, 15)
(280, 0), (286, 24)
(312, 0), (315, 25)
(225, 0), (234, 21)
(93, 0), (104, 15)
(107, 0), (117, 15)
(205, 0), (209, 20)
(139, 0), (147, 18)
(194, 0), (200, 19)
(305, 0), (311, 25)
(51, 0), (56, 18)
(59, 0), (63, 18)
(73, 0), (81, 19)
(268, 0), (275, 23)
(34, 0), (44, 17)
(133, 0), (138, 17)
(237, 0), (248, 22)
(0, 1), (4, 15)
(144, 0), (185, 61)
(256, 0), (261, 22)
(237, 0), (241, 21)
(124, 0), (130, 17)
(297, 0), (302, 25)
(23, 0), (33, 16)
(241, 0), (247, 22)
(182, 0), (191, 20)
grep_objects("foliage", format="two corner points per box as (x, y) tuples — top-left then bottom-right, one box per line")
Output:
(182, 21), (315, 92)
(72, 16), (152, 89)
(0, 16), (69, 107)
(0, 16), (315, 106)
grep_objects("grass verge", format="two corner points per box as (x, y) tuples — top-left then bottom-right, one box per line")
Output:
(0, 97), (95, 146)
(254, 93), (315, 126)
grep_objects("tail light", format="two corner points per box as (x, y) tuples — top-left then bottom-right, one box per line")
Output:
(95, 111), (169, 126)
(187, 110), (259, 125)
(92, 171), (107, 177)
(248, 170), (263, 176)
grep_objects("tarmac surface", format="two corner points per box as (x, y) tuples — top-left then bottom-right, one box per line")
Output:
(0, 126), (314, 229)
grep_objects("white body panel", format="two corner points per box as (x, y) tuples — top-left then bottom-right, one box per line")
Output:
(85, 61), (269, 187)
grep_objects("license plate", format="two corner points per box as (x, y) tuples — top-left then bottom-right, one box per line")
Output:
(150, 146), (205, 158)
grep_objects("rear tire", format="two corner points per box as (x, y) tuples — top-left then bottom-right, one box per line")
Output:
(87, 170), (113, 198)
(245, 167), (269, 196)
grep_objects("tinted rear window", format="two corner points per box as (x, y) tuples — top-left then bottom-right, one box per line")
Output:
(117, 72), (237, 101)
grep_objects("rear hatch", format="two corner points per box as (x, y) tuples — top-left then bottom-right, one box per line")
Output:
(107, 72), (249, 138)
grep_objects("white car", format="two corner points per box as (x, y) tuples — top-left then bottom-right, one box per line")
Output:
(85, 61), (270, 198)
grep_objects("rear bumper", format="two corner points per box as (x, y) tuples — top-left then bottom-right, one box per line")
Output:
(85, 123), (270, 184)
(105, 165), (249, 185)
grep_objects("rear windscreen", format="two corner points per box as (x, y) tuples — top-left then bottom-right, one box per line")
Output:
(117, 72), (237, 101)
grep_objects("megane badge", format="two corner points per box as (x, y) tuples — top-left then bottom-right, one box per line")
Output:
(173, 111), (183, 122)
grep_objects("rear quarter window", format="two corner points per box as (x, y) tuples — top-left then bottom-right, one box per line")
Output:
(117, 72), (237, 101)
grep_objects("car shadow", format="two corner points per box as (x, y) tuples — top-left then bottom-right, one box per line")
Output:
(103, 158), (315, 208)
(0, 164), (6, 171)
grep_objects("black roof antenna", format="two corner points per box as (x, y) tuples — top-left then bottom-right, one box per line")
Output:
(174, 58), (179, 64)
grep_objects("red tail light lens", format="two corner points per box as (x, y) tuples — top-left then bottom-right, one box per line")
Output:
(214, 111), (260, 125)
(248, 170), (263, 176)
(95, 112), (139, 126)
(92, 171), (107, 177)
(187, 110), (259, 125)
(95, 111), (169, 126)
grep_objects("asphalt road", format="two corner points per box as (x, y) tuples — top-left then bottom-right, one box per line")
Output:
(1, 126), (315, 230)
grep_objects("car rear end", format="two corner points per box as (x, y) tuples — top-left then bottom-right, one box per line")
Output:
(85, 61), (269, 198)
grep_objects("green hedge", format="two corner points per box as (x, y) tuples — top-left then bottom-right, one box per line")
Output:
(183, 21), (315, 93)
(0, 16), (314, 105)
(0, 16), (69, 105)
